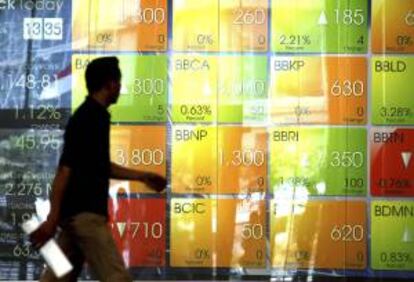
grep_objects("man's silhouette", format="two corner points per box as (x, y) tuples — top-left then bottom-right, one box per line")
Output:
(31, 57), (165, 282)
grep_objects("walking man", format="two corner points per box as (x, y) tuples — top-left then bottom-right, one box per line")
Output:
(31, 57), (166, 282)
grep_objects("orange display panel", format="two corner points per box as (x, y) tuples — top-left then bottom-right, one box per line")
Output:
(108, 198), (166, 267)
(110, 125), (166, 194)
(372, 0), (414, 53)
(170, 198), (214, 267)
(171, 126), (217, 194)
(216, 199), (266, 268)
(72, 0), (167, 51)
(271, 56), (367, 124)
(219, 0), (268, 52)
(218, 126), (267, 194)
(270, 200), (367, 269)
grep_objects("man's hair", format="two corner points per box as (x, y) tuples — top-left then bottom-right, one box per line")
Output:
(85, 57), (121, 94)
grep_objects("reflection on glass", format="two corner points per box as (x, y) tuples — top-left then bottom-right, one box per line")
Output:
(72, 0), (167, 51)
(0, 129), (62, 279)
(218, 56), (268, 123)
(72, 55), (168, 122)
(218, 126), (267, 194)
(109, 197), (166, 267)
(217, 199), (266, 268)
(110, 125), (166, 194)
(170, 198), (214, 267)
(219, 0), (268, 52)
(173, 0), (219, 51)
(270, 127), (367, 196)
(172, 125), (217, 194)
(270, 57), (367, 125)
(271, 200), (366, 270)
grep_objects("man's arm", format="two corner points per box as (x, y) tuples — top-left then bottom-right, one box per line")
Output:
(110, 162), (166, 192)
(110, 162), (146, 181)
(30, 165), (71, 248)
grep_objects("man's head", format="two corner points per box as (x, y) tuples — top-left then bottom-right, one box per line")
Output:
(85, 57), (121, 106)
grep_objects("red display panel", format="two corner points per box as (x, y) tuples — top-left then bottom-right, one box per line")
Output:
(108, 198), (166, 267)
(371, 128), (414, 196)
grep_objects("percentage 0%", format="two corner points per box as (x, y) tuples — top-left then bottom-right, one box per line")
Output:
(197, 34), (214, 45)
(195, 176), (212, 186)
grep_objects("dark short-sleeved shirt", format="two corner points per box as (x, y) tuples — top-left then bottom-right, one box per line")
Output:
(59, 96), (110, 220)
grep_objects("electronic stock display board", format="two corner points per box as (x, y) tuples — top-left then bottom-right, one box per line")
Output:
(1, 0), (414, 280)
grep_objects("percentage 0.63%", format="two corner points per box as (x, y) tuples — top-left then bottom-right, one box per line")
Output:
(180, 105), (212, 116)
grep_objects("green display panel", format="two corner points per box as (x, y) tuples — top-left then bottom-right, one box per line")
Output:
(218, 55), (268, 123)
(72, 55), (168, 122)
(371, 201), (414, 270)
(270, 127), (367, 196)
(372, 57), (414, 125)
(271, 0), (368, 53)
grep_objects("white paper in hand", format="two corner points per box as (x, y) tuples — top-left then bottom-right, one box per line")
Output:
(21, 216), (73, 278)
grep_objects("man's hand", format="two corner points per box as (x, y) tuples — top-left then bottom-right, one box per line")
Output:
(110, 163), (167, 192)
(143, 172), (166, 192)
(29, 165), (70, 249)
(30, 219), (57, 249)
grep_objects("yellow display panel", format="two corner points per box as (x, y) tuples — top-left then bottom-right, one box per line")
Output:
(170, 198), (214, 267)
(173, 0), (219, 51)
(218, 126), (267, 194)
(72, 0), (167, 51)
(270, 200), (366, 269)
(219, 0), (268, 52)
(172, 55), (218, 123)
(216, 199), (266, 268)
(110, 125), (166, 194)
(171, 125), (217, 194)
